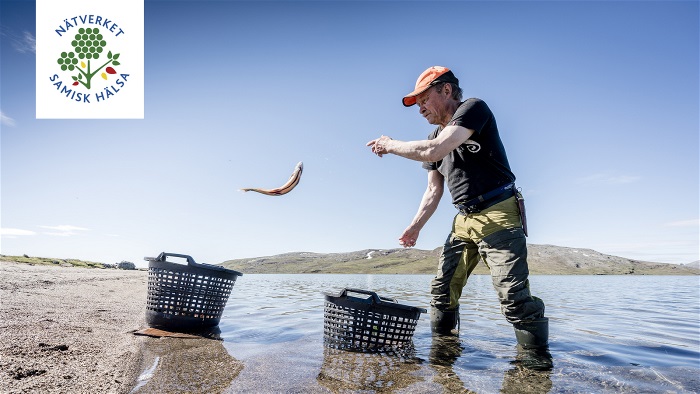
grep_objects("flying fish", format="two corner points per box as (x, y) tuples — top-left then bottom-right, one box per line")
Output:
(240, 162), (303, 196)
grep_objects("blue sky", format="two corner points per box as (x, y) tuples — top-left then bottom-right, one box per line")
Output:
(1, 0), (698, 267)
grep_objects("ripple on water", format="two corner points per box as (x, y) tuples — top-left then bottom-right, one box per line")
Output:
(216, 274), (700, 393)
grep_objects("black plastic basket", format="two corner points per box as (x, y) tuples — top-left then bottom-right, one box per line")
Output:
(145, 252), (242, 331)
(323, 288), (427, 351)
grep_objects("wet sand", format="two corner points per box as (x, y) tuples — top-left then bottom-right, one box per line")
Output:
(0, 261), (242, 394)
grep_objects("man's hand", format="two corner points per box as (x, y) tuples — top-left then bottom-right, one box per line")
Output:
(399, 225), (420, 248)
(366, 135), (393, 157)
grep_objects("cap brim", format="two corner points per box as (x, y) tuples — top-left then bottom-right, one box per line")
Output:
(402, 85), (432, 107)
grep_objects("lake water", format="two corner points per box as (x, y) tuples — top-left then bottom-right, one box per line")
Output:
(215, 274), (699, 393)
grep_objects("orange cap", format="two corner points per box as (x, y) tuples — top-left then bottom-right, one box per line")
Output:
(402, 66), (459, 107)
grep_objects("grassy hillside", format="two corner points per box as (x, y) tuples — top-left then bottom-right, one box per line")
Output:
(4, 246), (697, 275)
(0, 254), (107, 268)
(221, 244), (699, 275)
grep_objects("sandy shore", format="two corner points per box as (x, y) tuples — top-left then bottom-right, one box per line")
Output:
(0, 261), (242, 394)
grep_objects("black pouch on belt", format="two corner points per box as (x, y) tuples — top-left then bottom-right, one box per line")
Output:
(515, 188), (528, 237)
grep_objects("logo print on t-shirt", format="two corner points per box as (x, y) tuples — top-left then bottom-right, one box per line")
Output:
(465, 140), (481, 153)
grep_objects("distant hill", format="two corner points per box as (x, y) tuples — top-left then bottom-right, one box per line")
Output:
(0, 254), (107, 269)
(220, 244), (699, 275)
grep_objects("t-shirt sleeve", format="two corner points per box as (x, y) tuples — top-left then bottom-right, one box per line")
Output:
(449, 98), (492, 136)
(422, 127), (440, 171)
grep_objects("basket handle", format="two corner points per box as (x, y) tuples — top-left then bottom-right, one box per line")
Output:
(155, 252), (196, 265)
(342, 288), (396, 304)
(147, 252), (242, 275)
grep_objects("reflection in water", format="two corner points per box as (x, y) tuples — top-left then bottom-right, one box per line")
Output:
(429, 335), (464, 367)
(317, 345), (423, 392)
(514, 345), (554, 372)
(501, 346), (554, 394)
(130, 356), (159, 394)
(429, 336), (475, 393)
(133, 335), (243, 394)
(428, 335), (554, 394)
(220, 275), (699, 393)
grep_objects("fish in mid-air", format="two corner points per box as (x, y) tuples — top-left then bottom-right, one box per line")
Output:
(240, 162), (303, 196)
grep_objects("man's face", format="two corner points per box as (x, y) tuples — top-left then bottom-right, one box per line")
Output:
(416, 84), (450, 126)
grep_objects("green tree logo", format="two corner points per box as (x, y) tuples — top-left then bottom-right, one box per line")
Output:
(56, 27), (122, 89)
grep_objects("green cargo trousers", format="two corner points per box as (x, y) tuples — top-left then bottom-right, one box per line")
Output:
(430, 196), (545, 324)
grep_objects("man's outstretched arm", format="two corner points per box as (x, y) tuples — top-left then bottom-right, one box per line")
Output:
(366, 125), (473, 162)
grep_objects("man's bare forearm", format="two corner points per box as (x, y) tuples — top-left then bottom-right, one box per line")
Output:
(385, 139), (444, 162)
(368, 125), (474, 162)
(409, 172), (444, 230)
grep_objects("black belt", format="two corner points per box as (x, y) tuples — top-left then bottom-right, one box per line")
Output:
(455, 183), (515, 215)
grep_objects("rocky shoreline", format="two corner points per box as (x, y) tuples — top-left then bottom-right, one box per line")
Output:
(0, 261), (148, 393)
(0, 261), (242, 394)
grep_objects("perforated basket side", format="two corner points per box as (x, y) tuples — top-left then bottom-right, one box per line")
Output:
(323, 300), (421, 350)
(146, 261), (239, 329)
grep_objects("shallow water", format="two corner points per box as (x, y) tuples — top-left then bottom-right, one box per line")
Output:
(218, 274), (700, 393)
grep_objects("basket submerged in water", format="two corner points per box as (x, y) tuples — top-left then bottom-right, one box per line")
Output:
(145, 253), (242, 331)
(323, 288), (427, 351)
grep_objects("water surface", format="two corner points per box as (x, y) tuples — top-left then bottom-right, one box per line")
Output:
(219, 274), (700, 393)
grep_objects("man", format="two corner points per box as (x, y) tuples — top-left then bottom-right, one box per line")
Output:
(367, 66), (548, 348)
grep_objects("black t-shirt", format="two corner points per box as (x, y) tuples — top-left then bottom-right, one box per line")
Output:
(422, 98), (515, 204)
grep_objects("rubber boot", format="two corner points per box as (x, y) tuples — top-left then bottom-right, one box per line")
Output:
(431, 307), (460, 336)
(513, 317), (549, 349)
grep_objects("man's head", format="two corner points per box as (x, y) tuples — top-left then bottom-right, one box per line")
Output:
(403, 66), (463, 126)
(402, 66), (461, 107)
